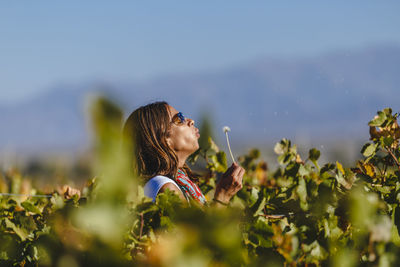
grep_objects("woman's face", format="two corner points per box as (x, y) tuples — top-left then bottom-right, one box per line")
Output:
(166, 105), (200, 160)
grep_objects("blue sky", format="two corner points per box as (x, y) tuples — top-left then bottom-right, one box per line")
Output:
(1, 1), (399, 104)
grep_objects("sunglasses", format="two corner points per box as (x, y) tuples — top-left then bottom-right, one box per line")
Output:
(171, 112), (187, 125)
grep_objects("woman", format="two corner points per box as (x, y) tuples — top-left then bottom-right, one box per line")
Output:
(123, 101), (244, 206)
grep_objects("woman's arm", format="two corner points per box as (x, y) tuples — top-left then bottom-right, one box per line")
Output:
(159, 183), (187, 202)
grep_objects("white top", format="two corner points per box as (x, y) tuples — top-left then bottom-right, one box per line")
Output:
(143, 175), (184, 202)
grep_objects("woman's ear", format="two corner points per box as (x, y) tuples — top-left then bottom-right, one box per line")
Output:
(166, 136), (173, 148)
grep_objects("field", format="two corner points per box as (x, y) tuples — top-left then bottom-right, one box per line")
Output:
(1, 98), (400, 266)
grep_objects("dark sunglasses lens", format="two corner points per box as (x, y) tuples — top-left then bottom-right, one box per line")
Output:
(177, 112), (185, 123)
(172, 112), (185, 125)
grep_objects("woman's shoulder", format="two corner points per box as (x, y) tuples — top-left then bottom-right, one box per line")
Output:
(145, 175), (174, 183)
(143, 175), (180, 201)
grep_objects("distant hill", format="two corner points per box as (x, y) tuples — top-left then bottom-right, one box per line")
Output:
(1, 44), (399, 154)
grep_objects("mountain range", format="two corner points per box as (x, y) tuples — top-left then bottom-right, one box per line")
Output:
(1, 44), (399, 156)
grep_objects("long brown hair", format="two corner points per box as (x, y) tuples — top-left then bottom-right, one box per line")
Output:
(123, 101), (197, 183)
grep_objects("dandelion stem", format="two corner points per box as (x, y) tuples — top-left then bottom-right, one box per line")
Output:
(225, 131), (236, 164)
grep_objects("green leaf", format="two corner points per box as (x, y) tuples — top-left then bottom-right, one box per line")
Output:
(249, 191), (266, 216)
(375, 186), (392, 194)
(277, 154), (286, 165)
(50, 194), (65, 210)
(336, 161), (345, 175)
(21, 201), (41, 214)
(199, 183), (214, 195)
(4, 218), (29, 241)
(216, 151), (228, 172)
(274, 142), (284, 155)
(208, 137), (220, 153)
(253, 217), (274, 236)
(382, 136), (394, 147)
(188, 148), (201, 164)
(360, 143), (378, 157)
(394, 206), (400, 236)
(274, 139), (290, 155)
(285, 162), (300, 177)
(0, 251), (8, 260)
(208, 151), (228, 173)
(302, 240), (328, 261)
(155, 189), (184, 223)
(249, 149), (261, 159)
(14, 213), (37, 232)
(368, 111), (387, 127)
(252, 233), (273, 248)
(383, 107), (393, 116)
(320, 163), (335, 177)
(277, 152), (295, 165)
(296, 177), (308, 206)
(244, 187), (259, 206)
(160, 216), (173, 229)
(136, 201), (159, 214)
(298, 164), (309, 176)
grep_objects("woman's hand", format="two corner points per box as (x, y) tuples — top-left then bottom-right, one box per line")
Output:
(214, 163), (245, 204)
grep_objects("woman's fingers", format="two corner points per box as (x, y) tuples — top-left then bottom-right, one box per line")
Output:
(227, 163), (239, 174)
(238, 166), (245, 180)
(237, 167), (244, 187)
(238, 168), (245, 188)
(225, 163), (236, 175)
(231, 163), (242, 177)
(230, 165), (244, 189)
(218, 163), (245, 191)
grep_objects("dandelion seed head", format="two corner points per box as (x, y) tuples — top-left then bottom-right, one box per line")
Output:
(223, 126), (231, 133)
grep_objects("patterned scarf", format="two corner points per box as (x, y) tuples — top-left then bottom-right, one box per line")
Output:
(175, 169), (207, 205)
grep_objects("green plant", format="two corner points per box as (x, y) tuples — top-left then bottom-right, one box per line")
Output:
(2, 102), (400, 266)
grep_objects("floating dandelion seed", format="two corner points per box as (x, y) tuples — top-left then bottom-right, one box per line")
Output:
(223, 126), (236, 164)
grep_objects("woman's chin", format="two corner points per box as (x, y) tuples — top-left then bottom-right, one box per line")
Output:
(191, 143), (200, 153)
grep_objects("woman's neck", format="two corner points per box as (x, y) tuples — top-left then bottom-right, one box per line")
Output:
(177, 155), (187, 169)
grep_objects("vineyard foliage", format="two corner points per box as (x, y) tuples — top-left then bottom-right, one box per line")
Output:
(1, 99), (400, 266)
